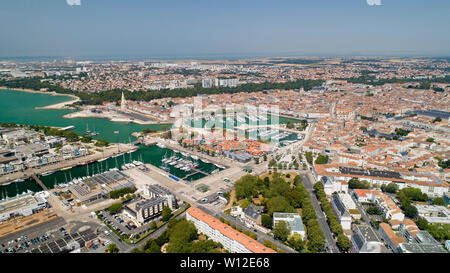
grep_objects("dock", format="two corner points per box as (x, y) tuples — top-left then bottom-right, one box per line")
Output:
(180, 168), (209, 180)
(31, 173), (49, 191)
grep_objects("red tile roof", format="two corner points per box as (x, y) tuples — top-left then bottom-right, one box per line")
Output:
(187, 207), (276, 253)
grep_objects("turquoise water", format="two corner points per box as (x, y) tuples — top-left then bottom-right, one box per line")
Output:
(0, 89), (168, 143)
(0, 145), (222, 198)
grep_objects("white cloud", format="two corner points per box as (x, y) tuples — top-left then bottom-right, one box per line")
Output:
(366, 0), (382, 6)
(66, 0), (81, 6)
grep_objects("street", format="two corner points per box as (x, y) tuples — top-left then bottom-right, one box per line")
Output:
(301, 173), (340, 253)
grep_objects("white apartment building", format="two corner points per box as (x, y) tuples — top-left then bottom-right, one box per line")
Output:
(186, 207), (276, 253)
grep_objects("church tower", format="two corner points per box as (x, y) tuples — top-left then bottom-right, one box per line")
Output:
(121, 92), (126, 110)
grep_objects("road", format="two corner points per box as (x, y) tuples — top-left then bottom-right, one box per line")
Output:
(301, 173), (339, 253)
(350, 193), (384, 242)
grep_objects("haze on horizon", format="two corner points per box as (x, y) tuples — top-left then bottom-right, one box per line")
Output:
(0, 0), (449, 59)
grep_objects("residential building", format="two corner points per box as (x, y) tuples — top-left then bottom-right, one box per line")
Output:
(186, 207), (276, 253)
(378, 223), (406, 252)
(415, 204), (450, 224)
(350, 225), (386, 253)
(330, 194), (352, 230)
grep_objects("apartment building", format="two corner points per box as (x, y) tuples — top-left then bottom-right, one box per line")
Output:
(186, 207), (276, 253)
(350, 225), (386, 253)
(330, 194), (352, 230)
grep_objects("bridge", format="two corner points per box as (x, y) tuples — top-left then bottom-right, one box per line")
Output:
(31, 174), (49, 191)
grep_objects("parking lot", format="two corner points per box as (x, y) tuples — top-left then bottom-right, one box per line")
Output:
(98, 202), (188, 240)
(98, 209), (153, 238)
(0, 224), (100, 253)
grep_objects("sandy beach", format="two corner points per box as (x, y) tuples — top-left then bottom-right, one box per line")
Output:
(0, 86), (80, 109)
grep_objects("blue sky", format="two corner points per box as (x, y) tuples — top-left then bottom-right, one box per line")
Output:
(0, 0), (449, 58)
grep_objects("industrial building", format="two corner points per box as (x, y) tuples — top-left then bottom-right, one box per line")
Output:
(68, 170), (134, 206)
(0, 191), (48, 222)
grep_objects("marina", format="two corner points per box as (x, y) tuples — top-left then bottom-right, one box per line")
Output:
(0, 144), (224, 197)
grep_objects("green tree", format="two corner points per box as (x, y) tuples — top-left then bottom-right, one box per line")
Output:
(107, 202), (123, 214)
(162, 206), (172, 222)
(305, 152), (313, 164)
(432, 197), (445, 206)
(106, 243), (119, 253)
(273, 221), (291, 242)
(337, 234), (351, 252)
(287, 234), (305, 252)
(150, 221), (157, 230)
(314, 154), (329, 164)
(366, 206), (382, 215)
(234, 175), (258, 199)
(382, 183), (399, 193)
(261, 214), (273, 229)
(267, 196), (294, 215)
(415, 218), (429, 230)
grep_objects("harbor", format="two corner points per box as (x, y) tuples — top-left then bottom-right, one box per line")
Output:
(0, 144), (224, 198)
(0, 143), (136, 188)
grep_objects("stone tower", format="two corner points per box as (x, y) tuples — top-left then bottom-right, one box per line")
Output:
(121, 92), (126, 110)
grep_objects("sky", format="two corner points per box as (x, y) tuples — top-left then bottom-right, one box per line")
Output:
(0, 0), (449, 58)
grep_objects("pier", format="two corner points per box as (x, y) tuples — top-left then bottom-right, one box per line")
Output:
(180, 168), (209, 180)
(31, 173), (49, 191)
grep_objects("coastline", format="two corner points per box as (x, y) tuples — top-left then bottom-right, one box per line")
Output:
(0, 86), (80, 109)
(62, 111), (173, 125)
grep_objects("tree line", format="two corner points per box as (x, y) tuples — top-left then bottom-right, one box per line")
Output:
(313, 182), (351, 252)
(0, 77), (324, 105)
(234, 173), (326, 252)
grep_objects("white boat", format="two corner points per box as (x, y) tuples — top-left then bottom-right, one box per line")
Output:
(121, 165), (128, 170)
(181, 152), (188, 157)
(97, 157), (108, 162)
(14, 178), (25, 183)
(113, 153), (124, 158)
(41, 171), (55, 176)
(191, 155), (199, 160)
